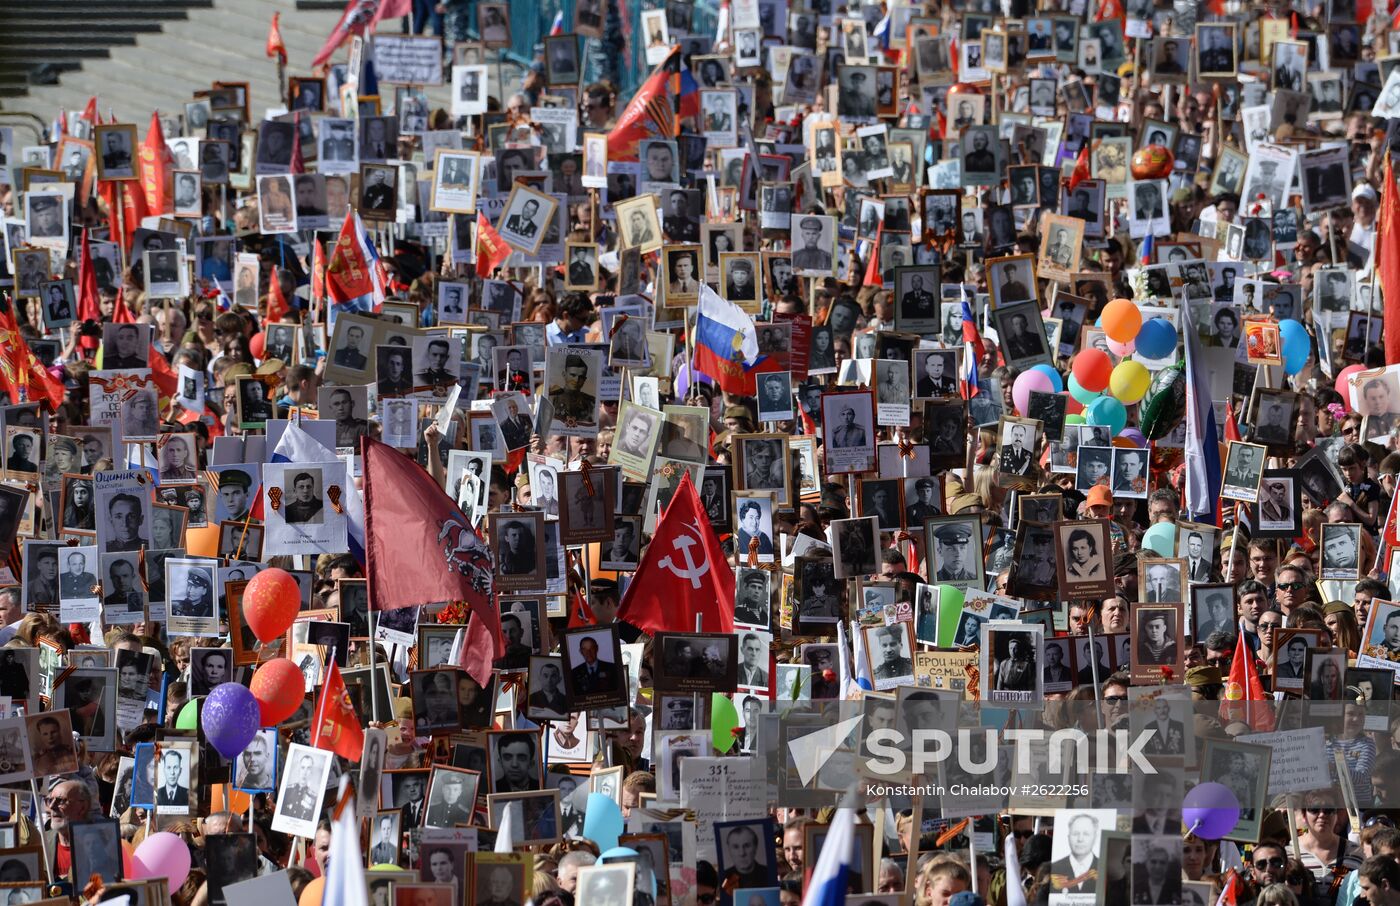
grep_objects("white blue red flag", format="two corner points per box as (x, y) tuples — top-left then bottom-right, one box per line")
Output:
(693, 283), (763, 395)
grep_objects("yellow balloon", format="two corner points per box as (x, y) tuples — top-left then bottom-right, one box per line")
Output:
(1109, 360), (1151, 403)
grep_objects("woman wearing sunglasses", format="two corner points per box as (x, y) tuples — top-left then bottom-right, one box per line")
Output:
(1296, 794), (1362, 901)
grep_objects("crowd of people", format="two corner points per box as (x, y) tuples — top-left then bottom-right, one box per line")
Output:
(6, 0), (1400, 904)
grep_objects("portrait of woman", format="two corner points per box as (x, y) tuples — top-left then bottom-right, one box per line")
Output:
(64, 478), (95, 531)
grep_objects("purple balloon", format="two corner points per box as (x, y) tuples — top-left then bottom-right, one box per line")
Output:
(202, 682), (262, 760)
(1182, 782), (1241, 839)
(1119, 428), (1147, 447)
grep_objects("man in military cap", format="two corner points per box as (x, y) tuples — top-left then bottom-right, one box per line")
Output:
(416, 338), (456, 386)
(792, 217), (832, 271)
(322, 120), (354, 161)
(218, 469), (254, 523)
(726, 257), (756, 301)
(549, 354), (597, 424)
(906, 478), (940, 525)
(933, 522), (977, 581)
(171, 566), (213, 617)
(735, 570), (769, 625)
(830, 405), (866, 448)
(840, 69), (876, 117)
(568, 246), (595, 286)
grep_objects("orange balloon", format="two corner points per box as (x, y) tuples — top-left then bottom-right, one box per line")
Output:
(1101, 298), (1143, 343)
(185, 523), (221, 558)
(243, 568), (302, 643)
(299, 876), (325, 906)
(251, 658), (307, 725)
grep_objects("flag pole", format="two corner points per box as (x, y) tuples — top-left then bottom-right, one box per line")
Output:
(369, 610), (381, 723)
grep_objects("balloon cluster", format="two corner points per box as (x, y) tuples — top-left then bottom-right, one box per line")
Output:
(1012, 298), (1184, 446)
(197, 568), (305, 762)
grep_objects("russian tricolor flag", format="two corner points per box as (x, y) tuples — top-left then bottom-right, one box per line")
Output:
(549, 9), (566, 35)
(960, 287), (982, 399)
(801, 804), (855, 906)
(692, 283), (763, 395)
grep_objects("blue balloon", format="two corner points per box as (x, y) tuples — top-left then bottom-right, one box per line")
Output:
(583, 793), (625, 852)
(1135, 318), (1178, 359)
(1279, 319), (1310, 361)
(1085, 396), (1127, 437)
(1031, 363), (1064, 392)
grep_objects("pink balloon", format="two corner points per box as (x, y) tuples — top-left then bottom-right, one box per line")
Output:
(1335, 364), (1365, 410)
(1012, 368), (1054, 415)
(132, 831), (192, 889)
(1107, 337), (1136, 357)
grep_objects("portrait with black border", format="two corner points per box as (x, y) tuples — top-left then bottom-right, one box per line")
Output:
(69, 817), (123, 886)
(559, 466), (616, 545)
(410, 668), (464, 736)
(1320, 522), (1363, 580)
(654, 631), (739, 694)
(1253, 469), (1301, 537)
(560, 624), (627, 710)
(489, 511), (546, 591)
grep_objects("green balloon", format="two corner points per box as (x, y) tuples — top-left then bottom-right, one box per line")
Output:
(1140, 364), (1187, 440)
(175, 698), (200, 730)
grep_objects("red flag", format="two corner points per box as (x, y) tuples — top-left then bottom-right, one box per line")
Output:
(0, 304), (63, 411)
(1067, 144), (1091, 190)
(361, 437), (500, 685)
(618, 471), (735, 635)
(290, 113), (306, 175)
(76, 230), (101, 351)
(79, 97), (98, 129)
(266, 11), (288, 64)
(312, 0), (414, 68)
(861, 226), (884, 287)
(1220, 637), (1275, 732)
(99, 177), (148, 258)
(476, 211), (512, 278)
(607, 47), (682, 161)
(267, 267), (292, 325)
(312, 661), (365, 761)
(139, 112), (175, 215)
(1380, 159), (1400, 366)
(325, 212), (375, 304)
(146, 344), (179, 399)
(113, 288), (136, 324)
(567, 588), (596, 628)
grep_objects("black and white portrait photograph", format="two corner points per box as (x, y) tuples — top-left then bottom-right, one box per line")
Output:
(1190, 583), (1235, 642)
(832, 516), (880, 579)
(490, 511), (547, 591)
(983, 624), (1043, 702)
(959, 125), (1005, 186)
(560, 625), (627, 709)
(862, 622), (915, 690)
(1255, 471), (1300, 536)
(1320, 522), (1363, 579)
(272, 743), (333, 838)
(95, 124), (138, 180)
(925, 516), (984, 587)
(1221, 441), (1266, 503)
(655, 632), (738, 693)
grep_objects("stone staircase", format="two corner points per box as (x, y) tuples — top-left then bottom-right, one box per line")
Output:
(0, 0), (370, 128)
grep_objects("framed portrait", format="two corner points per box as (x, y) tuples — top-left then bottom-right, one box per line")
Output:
(1055, 519), (1114, 599)
(1221, 441), (1266, 503)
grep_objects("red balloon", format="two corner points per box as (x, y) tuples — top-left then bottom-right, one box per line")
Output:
(243, 568), (302, 644)
(250, 658), (306, 725)
(249, 332), (266, 360)
(1072, 349), (1114, 393)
